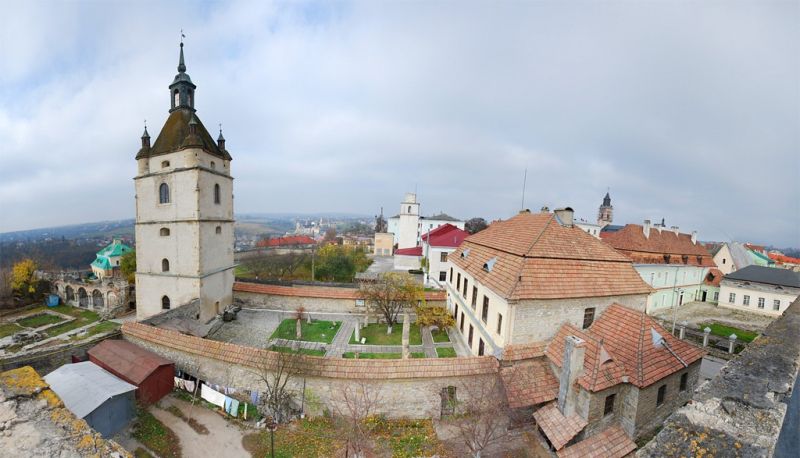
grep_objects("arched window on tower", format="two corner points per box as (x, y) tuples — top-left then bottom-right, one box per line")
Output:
(408, 205), (411, 213)
(214, 184), (221, 204)
(162, 258), (170, 272)
(159, 183), (170, 204)
(215, 226), (222, 234)
(162, 296), (171, 310)
(160, 228), (170, 236)
(174, 91), (180, 107)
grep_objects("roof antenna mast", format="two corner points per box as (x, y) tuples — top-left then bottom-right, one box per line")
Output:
(521, 167), (528, 210)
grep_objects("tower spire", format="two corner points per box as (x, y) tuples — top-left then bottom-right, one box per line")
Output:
(178, 42), (186, 73)
(169, 36), (196, 112)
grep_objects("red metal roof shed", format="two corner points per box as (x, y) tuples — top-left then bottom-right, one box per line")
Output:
(88, 339), (175, 404)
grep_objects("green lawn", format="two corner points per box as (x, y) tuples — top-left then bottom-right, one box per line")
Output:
(17, 313), (65, 328)
(270, 345), (327, 357)
(70, 321), (120, 340)
(42, 308), (101, 338)
(342, 352), (426, 359)
(350, 323), (422, 345)
(242, 417), (343, 458)
(0, 322), (22, 338)
(131, 408), (182, 458)
(431, 329), (450, 343)
(270, 319), (341, 344)
(436, 347), (457, 358)
(700, 322), (759, 343)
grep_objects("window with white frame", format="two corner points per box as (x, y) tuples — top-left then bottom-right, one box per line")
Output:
(729, 292), (736, 303)
(757, 297), (765, 309)
(773, 299), (781, 311)
(743, 295), (750, 306)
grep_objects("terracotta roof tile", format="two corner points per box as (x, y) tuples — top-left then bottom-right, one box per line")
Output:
(557, 425), (637, 458)
(234, 281), (446, 302)
(256, 235), (316, 248)
(546, 304), (705, 391)
(121, 322), (495, 379)
(501, 357), (559, 408)
(449, 213), (651, 300)
(704, 268), (724, 287)
(502, 341), (547, 361)
(421, 224), (469, 248)
(601, 224), (714, 267)
(533, 401), (587, 450)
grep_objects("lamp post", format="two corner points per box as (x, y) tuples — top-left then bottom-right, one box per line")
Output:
(266, 417), (278, 457)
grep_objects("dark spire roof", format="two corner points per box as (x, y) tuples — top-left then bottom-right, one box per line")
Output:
(602, 191), (612, 207)
(136, 41), (231, 161)
(141, 126), (150, 139)
(217, 125), (225, 142)
(178, 42), (186, 72)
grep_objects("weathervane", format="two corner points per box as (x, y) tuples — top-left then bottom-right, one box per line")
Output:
(181, 29), (185, 44)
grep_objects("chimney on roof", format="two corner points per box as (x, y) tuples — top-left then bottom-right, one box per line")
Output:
(539, 206), (549, 213)
(557, 335), (585, 417)
(520, 209), (531, 214)
(643, 220), (651, 239)
(671, 226), (679, 235)
(554, 207), (574, 228)
(691, 231), (697, 245)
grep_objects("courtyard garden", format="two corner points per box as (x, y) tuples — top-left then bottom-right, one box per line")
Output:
(699, 322), (759, 343)
(350, 323), (422, 345)
(270, 319), (341, 344)
(342, 351), (426, 359)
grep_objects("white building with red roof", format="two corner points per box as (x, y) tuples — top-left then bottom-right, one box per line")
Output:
(392, 223), (469, 288)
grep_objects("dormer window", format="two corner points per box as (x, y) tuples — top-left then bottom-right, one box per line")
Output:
(461, 249), (470, 259)
(483, 257), (497, 272)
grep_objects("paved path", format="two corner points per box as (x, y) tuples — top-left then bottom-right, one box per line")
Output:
(447, 326), (472, 356)
(421, 326), (438, 358)
(325, 318), (357, 357)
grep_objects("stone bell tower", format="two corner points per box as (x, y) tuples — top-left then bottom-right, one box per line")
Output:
(133, 41), (235, 322)
(597, 191), (613, 228)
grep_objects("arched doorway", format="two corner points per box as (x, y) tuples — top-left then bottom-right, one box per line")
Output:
(78, 288), (88, 308)
(92, 290), (104, 309)
(65, 286), (74, 303)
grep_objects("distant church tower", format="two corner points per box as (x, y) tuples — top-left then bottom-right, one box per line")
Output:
(597, 191), (613, 228)
(134, 42), (235, 321)
(397, 192), (420, 249)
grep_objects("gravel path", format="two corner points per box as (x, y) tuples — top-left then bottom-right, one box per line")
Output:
(651, 301), (774, 331)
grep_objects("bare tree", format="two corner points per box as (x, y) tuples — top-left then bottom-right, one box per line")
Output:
(330, 382), (382, 457)
(447, 377), (510, 458)
(253, 346), (305, 423)
(359, 272), (423, 334)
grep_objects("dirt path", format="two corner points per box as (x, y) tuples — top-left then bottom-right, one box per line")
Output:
(151, 395), (252, 458)
(651, 301), (774, 331)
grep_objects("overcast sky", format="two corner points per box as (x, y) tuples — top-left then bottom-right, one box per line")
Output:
(0, 1), (798, 246)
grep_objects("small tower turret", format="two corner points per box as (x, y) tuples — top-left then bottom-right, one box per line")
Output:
(169, 42), (196, 112)
(597, 191), (613, 228)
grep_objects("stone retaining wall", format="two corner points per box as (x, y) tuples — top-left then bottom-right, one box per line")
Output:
(638, 296), (800, 457)
(122, 322), (497, 419)
(0, 331), (122, 375)
(234, 281), (446, 313)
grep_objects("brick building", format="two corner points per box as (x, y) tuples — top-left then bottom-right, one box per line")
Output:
(502, 304), (704, 456)
(600, 221), (716, 314)
(446, 208), (652, 357)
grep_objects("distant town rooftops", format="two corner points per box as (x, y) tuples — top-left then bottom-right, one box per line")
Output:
(422, 213), (461, 222)
(769, 252), (800, 265)
(546, 304), (705, 391)
(724, 265), (800, 288)
(256, 235), (316, 248)
(450, 210), (652, 300)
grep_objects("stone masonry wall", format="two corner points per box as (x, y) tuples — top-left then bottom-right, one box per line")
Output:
(633, 362), (700, 439)
(512, 294), (647, 344)
(638, 296), (800, 457)
(122, 322), (498, 419)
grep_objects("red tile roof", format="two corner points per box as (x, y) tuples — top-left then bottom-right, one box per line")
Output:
(601, 224), (715, 267)
(557, 425), (637, 458)
(421, 223), (469, 248)
(546, 304), (705, 391)
(769, 252), (800, 265)
(87, 339), (173, 385)
(449, 212), (652, 301)
(533, 401), (588, 450)
(394, 246), (423, 256)
(501, 357), (559, 408)
(502, 341), (547, 361)
(256, 235), (316, 248)
(704, 268), (724, 287)
(122, 322), (498, 379)
(233, 281), (446, 301)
